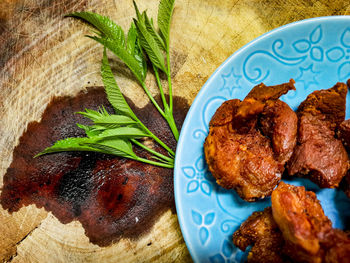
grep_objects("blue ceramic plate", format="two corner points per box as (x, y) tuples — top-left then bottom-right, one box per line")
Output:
(174, 16), (350, 263)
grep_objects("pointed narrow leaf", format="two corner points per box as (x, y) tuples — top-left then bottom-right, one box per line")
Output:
(133, 1), (144, 23)
(126, 23), (148, 77)
(35, 137), (97, 157)
(134, 19), (167, 73)
(144, 13), (166, 50)
(157, 0), (175, 48)
(99, 126), (149, 139)
(94, 115), (137, 125)
(101, 49), (138, 119)
(66, 12), (125, 45)
(84, 138), (136, 158)
(135, 37), (148, 78)
(77, 108), (137, 126)
(127, 22), (138, 55)
(76, 108), (108, 121)
(76, 124), (102, 137)
(90, 36), (145, 82)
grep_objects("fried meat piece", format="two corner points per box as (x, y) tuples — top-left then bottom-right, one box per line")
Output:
(271, 182), (332, 262)
(233, 207), (288, 263)
(204, 80), (297, 201)
(233, 79), (296, 132)
(271, 182), (350, 263)
(287, 83), (349, 188)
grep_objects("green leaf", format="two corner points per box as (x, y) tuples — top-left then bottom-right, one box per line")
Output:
(158, 0), (175, 49)
(66, 12), (125, 46)
(98, 126), (149, 139)
(76, 107), (108, 121)
(134, 18), (167, 73)
(69, 11), (147, 83)
(127, 22), (148, 78)
(144, 13), (166, 51)
(77, 108), (136, 126)
(94, 115), (137, 125)
(34, 137), (98, 157)
(127, 22), (138, 55)
(133, 1), (144, 23)
(76, 124), (102, 137)
(101, 49), (138, 119)
(84, 138), (136, 158)
(90, 36), (146, 82)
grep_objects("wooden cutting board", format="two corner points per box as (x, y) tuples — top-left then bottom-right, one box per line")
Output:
(0, 0), (349, 262)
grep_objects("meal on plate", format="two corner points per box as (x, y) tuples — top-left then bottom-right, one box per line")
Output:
(204, 80), (297, 201)
(204, 79), (298, 201)
(233, 182), (350, 263)
(205, 78), (350, 261)
(204, 80), (350, 201)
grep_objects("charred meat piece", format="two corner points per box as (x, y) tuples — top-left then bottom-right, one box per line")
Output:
(271, 182), (350, 263)
(287, 83), (349, 188)
(233, 207), (289, 263)
(204, 80), (297, 201)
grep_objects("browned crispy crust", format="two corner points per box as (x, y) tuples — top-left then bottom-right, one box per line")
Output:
(233, 207), (288, 263)
(271, 182), (350, 263)
(204, 80), (297, 201)
(287, 83), (349, 188)
(234, 182), (350, 263)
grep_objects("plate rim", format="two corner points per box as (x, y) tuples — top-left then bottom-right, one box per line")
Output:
(174, 15), (350, 262)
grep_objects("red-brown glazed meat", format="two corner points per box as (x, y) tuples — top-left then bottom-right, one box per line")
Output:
(233, 207), (289, 263)
(235, 182), (350, 263)
(287, 83), (349, 188)
(204, 80), (297, 201)
(271, 182), (350, 263)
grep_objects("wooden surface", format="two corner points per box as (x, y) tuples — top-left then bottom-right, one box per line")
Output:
(1, 0), (350, 262)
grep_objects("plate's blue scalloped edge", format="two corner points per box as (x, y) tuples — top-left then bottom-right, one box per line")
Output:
(175, 16), (350, 263)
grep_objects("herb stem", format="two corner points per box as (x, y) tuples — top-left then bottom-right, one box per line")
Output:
(136, 156), (173, 168)
(166, 52), (173, 112)
(136, 121), (175, 156)
(153, 65), (168, 110)
(140, 82), (165, 118)
(164, 108), (179, 141)
(131, 139), (174, 163)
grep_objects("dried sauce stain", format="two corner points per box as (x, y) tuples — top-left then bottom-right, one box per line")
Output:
(0, 87), (189, 246)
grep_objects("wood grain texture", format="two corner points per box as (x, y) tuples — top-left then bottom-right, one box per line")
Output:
(0, 0), (349, 262)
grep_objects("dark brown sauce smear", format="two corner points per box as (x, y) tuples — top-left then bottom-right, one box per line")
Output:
(0, 87), (189, 246)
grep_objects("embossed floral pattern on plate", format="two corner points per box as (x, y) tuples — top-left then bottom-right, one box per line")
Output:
(175, 17), (350, 263)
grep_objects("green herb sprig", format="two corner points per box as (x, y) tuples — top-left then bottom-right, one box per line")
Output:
(36, 0), (178, 168)
(66, 0), (178, 140)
